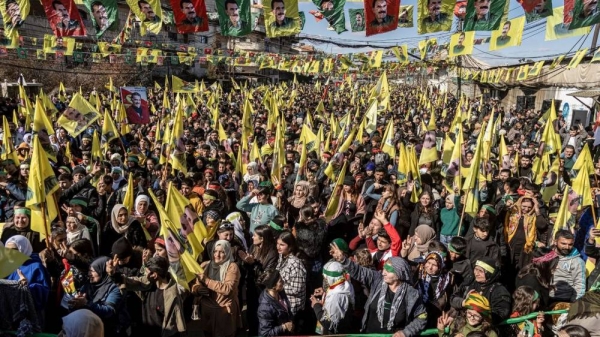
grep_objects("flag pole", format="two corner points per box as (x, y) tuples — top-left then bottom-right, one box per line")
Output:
(40, 201), (50, 247)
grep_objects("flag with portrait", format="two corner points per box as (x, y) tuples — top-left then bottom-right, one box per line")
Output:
(83, 0), (118, 37)
(58, 93), (101, 137)
(216, 0), (251, 36)
(398, 5), (413, 27)
(299, 11), (305, 28)
(0, 0), (29, 37)
(448, 30), (474, 57)
(125, 0), (162, 35)
(364, 0), (399, 36)
(263, 0), (301, 37)
(545, 6), (590, 40)
(349, 8), (366, 31)
(489, 16), (524, 51)
(311, 0), (347, 33)
(417, 0), (453, 34)
(41, 0), (86, 36)
(170, 0), (208, 33)
(120, 87), (150, 124)
(463, 0), (508, 31)
(523, 0), (552, 22)
(568, 0), (600, 29)
(454, 0), (467, 19)
(42, 34), (75, 55)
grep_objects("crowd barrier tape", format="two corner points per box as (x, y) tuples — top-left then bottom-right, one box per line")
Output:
(0, 309), (569, 337)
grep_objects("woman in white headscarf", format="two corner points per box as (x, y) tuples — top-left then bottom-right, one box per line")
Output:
(310, 261), (355, 334)
(244, 162), (262, 183)
(65, 216), (92, 244)
(132, 194), (160, 239)
(226, 212), (249, 251)
(193, 240), (242, 337)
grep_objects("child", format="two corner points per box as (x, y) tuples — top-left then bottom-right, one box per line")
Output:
(507, 286), (545, 337)
(439, 194), (462, 245)
(448, 236), (474, 289)
(466, 218), (500, 266)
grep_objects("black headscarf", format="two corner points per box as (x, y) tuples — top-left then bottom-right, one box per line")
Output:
(88, 256), (114, 303)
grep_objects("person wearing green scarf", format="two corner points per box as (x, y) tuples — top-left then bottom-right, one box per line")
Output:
(439, 194), (462, 245)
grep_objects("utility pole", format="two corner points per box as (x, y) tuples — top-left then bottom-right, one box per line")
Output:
(591, 24), (600, 50)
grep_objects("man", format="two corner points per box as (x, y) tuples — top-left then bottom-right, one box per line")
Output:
(496, 20), (511, 46)
(550, 230), (586, 303)
(560, 124), (587, 154)
(575, 0), (600, 27)
(52, 37), (67, 51)
(224, 0), (247, 31)
(138, 0), (159, 22)
(5, 0), (23, 29)
(370, 0), (394, 27)
(474, 0), (493, 21)
(269, 0), (295, 29)
(354, 11), (365, 30)
(320, 0), (333, 11)
(52, 0), (80, 35)
(125, 92), (150, 124)
(453, 32), (466, 54)
(422, 0), (448, 24)
(180, 0), (202, 26)
(90, 1), (110, 31)
(398, 6), (410, 24)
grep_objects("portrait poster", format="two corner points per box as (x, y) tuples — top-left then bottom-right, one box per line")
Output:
(454, 0), (467, 19)
(120, 87), (150, 124)
(489, 16), (525, 51)
(0, 0), (29, 37)
(299, 11), (305, 29)
(264, 0), (301, 37)
(545, 6), (590, 41)
(417, 0), (453, 34)
(170, 0), (208, 33)
(58, 94), (101, 137)
(97, 41), (122, 56)
(448, 31), (474, 58)
(41, 0), (86, 36)
(463, 0), (508, 31)
(364, 0), (399, 36)
(125, 0), (162, 35)
(569, 0), (600, 29)
(391, 45), (408, 63)
(216, 0), (251, 36)
(524, 0), (552, 23)
(42, 34), (75, 55)
(0, 29), (19, 48)
(311, 0), (347, 34)
(398, 5), (413, 27)
(349, 8), (366, 31)
(83, 0), (118, 37)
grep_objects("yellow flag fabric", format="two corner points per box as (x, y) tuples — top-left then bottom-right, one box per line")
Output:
(539, 101), (561, 156)
(567, 48), (589, 69)
(169, 105), (187, 174)
(324, 162), (347, 223)
(1, 116), (19, 165)
(166, 183), (208, 259)
(573, 143), (595, 173)
(545, 6), (590, 41)
(553, 187), (572, 240)
(391, 45), (409, 64)
(0, 245), (29, 279)
(541, 156), (560, 203)
(58, 94), (101, 137)
(489, 16), (525, 51)
(123, 173), (134, 212)
(528, 61), (545, 77)
(448, 31), (475, 58)
(572, 162), (593, 207)
(171, 75), (198, 93)
(407, 146), (422, 203)
(91, 130), (102, 160)
(101, 109), (120, 149)
(125, 0), (162, 35)
(418, 131), (438, 165)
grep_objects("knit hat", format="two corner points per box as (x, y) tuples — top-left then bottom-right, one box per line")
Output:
(127, 155), (139, 163)
(69, 196), (89, 208)
(463, 293), (491, 318)
(258, 181), (273, 195)
(365, 162), (376, 171)
(331, 238), (349, 253)
(111, 237), (133, 259)
(72, 166), (86, 175)
(204, 210), (221, 222)
(424, 251), (445, 270)
(382, 257), (411, 281)
(343, 176), (355, 186)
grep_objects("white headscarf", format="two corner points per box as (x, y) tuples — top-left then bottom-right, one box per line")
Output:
(62, 309), (104, 337)
(322, 261), (354, 332)
(226, 212), (248, 251)
(5, 235), (33, 257)
(66, 216), (87, 244)
(207, 240), (232, 282)
(134, 195), (150, 216)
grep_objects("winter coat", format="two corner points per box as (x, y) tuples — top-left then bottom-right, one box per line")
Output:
(550, 249), (586, 303)
(257, 290), (293, 336)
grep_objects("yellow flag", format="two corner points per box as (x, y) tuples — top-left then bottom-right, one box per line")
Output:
(123, 173), (134, 212)
(567, 48), (589, 69)
(324, 162), (347, 222)
(539, 101), (561, 156)
(541, 156), (560, 203)
(545, 7), (590, 41)
(1, 116), (19, 165)
(102, 109), (120, 150)
(58, 93), (101, 137)
(418, 131), (438, 165)
(0, 245), (29, 279)
(381, 119), (396, 159)
(91, 130), (102, 161)
(407, 146), (422, 203)
(489, 17), (525, 51)
(573, 143), (595, 173)
(571, 161), (593, 207)
(166, 183), (208, 257)
(171, 75), (198, 93)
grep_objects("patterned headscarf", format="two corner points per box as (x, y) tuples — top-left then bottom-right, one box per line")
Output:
(377, 257), (411, 331)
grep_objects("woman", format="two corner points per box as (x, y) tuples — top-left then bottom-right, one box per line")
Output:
(437, 293), (498, 337)
(330, 243), (427, 336)
(101, 204), (148, 256)
(515, 249), (559, 310)
(244, 162), (262, 183)
(4, 235), (50, 321)
(65, 216), (92, 244)
(275, 231), (307, 318)
(375, 184), (400, 229)
(330, 176), (365, 242)
(504, 197), (547, 274)
(193, 240), (241, 337)
(401, 224), (436, 262)
(132, 195), (160, 239)
(283, 180), (310, 228)
(74, 256), (125, 336)
(236, 182), (279, 233)
(256, 269), (294, 336)
(439, 194), (462, 245)
(226, 211), (249, 251)
(310, 261), (355, 334)
(416, 251), (453, 327)
(294, 206), (328, 293)
(409, 190), (439, 236)
(506, 286), (545, 337)
(60, 309), (104, 337)
(239, 225), (278, 336)
(1, 207), (45, 253)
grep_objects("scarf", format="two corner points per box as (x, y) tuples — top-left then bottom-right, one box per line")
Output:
(289, 181), (309, 209)
(134, 195), (150, 216)
(88, 257), (114, 303)
(62, 308), (104, 337)
(110, 204), (134, 235)
(66, 216), (87, 244)
(504, 197), (537, 253)
(322, 261), (354, 332)
(207, 240), (232, 281)
(415, 225), (436, 253)
(5, 234), (33, 257)
(419, 252), (450, 303)
(377, 258), (411, 331)
(568, 291), (600, 320)
(226, 212), (248, 251)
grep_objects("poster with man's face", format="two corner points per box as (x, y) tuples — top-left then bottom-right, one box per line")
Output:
(463, 0), (508, 31)
(264, 0), (301, 37)
(364, 0), (399, 36)
(398, 5), (413, 27)
(58, 93), (101, 137)
(523, 0), (552, 22)
(216, 0), (251, 36)
(489, 16), (524, 51)
(42, 34), (75, 55)
(417, 0), (453, 34)
(569, 0), (600, 29)
(349, 8), (366, 31)
(83, 0), (118, 37)
(170, 0), (208, 33)
(125, 0), (162, 34)
(448, 30), (474, 57)
(0, 0), (29, 36)
(120, 87), (150, 124)
(41, 0), (87, 36)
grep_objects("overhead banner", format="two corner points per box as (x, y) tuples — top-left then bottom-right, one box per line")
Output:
(489, 16), (525, 51)
(364, 0), (399, 36)
(398, 5), (413, 27)
(171, 0), (208, 34)
(126, 0), (162, 35)
(448, 31), (474, 57)
(83, 0), (118, 37)
(569, 0), (600, 29)
(42, 34), (75, 55)
(349, 8), (366, 31)
(216, 0), (251, 36)
(311, 0), (347, 34)
(0, 0), (29, 37)
(264, 0), (301, 37)
(463, 0), (508, 31)
(58, 94), (101, 137)
(391, 45), (409, 63)
(545, 6), (590, 40)
(454, 0), (467, 19)
(523, 0), (552, 22)
(417, 0), (453, 34)
(299, 11), (306, 29)
(120, 87), (150, 124)
(41, 0), (86, 36)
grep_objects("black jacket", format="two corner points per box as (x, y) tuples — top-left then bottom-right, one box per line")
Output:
(257, 290), (293, 336)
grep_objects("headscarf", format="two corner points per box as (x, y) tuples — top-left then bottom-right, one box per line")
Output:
(322, 261), (354, 332)
(415, 225), (436, 253)
(88, 256), (114, 303)
(5, 235), (33, 257)
(66, 216), (87, 243)
(504, 196), (537, 253)
(207, 240), (232, 282)
(378, 257), (411, 331)
(111, 204), (134, 235)
(289, 181), (310, 208)
(62, 309), (104, 337)
(134, 195), (150, 216)
(226, 212), (248, 251)
(111, 168), (124, 190)
(418, 251), (451, 304)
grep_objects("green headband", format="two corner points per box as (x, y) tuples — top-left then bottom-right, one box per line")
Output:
(322, 269), (344, 278)
(14, 208), (31, 216)
(269, 221), (283, 231)
(475, 260), (495, 274)
(532, 290), (539, 302)
(70, 199), (88, 207)
(383, 263), (396, 274)
(448, 243), (460, 255)
(482, 204), (496, 215)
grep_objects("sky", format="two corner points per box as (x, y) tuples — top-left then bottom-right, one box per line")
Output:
(296, 0), (596, 66)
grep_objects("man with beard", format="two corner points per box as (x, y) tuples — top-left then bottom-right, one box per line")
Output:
(90, 1), (110, 32)
(353, 11), (365, 30)
(465, 0), (499, 30)
(52, 0), (81, 35)
(550, 230), (586, 303)
(496, 20), (512, 46)
(224, 0), (248, 32)
(369, 0), (394, 27)
(269, 0), (295, 29)
(138, 0), (159, 22)
(180, 0), (202, 26)
(576, 0), (599, 26)
(125, 92), (150, 124)
(517, 154), (533, 179)
(423, 0), (448, 24)
(5, 0), (24, 29)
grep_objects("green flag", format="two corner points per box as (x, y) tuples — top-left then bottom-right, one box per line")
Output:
(311, 0), (347, 33)
(84, 0), (118, 37)
(217, 0), (252, 36)
(349, 8), (365, 31)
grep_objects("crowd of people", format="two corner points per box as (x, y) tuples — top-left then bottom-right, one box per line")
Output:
(0, 78), (599, 337)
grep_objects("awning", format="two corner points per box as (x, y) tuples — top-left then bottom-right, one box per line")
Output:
(567, 90), (600, 98)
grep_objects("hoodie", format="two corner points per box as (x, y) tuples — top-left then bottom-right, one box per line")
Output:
(550, 248), (586, 303)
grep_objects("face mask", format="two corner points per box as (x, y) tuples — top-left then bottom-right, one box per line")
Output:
(419, 168), (428, 174)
